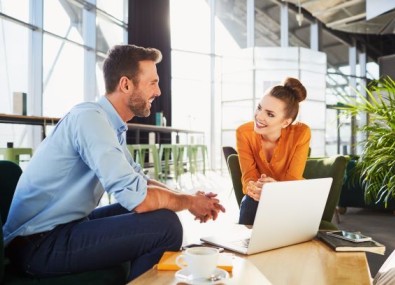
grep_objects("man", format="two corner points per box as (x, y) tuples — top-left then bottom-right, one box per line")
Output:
(3, 44), (225, 280)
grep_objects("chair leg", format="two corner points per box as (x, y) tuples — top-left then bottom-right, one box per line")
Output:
(335, 206), (341, 224)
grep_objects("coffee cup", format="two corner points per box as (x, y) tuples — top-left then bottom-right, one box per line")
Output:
(175, 246), (219, 278)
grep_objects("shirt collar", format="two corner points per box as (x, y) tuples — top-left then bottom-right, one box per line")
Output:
(98, 96), (128, 134)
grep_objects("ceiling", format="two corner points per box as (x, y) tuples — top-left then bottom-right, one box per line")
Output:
(288, 0), (395, 35)
(214, 0), (395, 74)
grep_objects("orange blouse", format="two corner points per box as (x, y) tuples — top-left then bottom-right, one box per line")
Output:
(236, 121), (311, 194)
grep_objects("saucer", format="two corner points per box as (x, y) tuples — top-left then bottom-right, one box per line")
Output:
(175, 268), (229, 284)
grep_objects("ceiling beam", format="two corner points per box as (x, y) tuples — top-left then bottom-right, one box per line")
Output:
(255, 6), (308, 47)
(326, 13), (367, 29)
(312, 0), (364, 17)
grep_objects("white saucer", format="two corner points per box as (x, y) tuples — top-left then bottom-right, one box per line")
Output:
(175, 268), (229, 284)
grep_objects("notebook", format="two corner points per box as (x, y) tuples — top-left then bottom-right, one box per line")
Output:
(201, 178), (333, 255)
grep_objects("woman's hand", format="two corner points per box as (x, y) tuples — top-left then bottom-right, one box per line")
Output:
(246, 180), (263, 201)
(247, 174), (277, 201)
(258, 173), (276, 183)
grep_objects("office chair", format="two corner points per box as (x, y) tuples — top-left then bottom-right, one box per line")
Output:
(0, 160), (129, 285)
(226, 154), (244, 207)
(222, 146), (237, 164)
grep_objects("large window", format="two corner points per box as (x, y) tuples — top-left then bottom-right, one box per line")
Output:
(170, 0), (246, 170)
(42, 35), (84, 117)
(170, 0), (213, 153)
(0, 0), (128, 149)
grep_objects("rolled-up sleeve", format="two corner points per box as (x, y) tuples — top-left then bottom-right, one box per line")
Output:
(73, 110), (147, 211)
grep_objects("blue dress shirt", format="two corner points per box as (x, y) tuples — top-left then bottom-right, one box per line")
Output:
(3, 96), (148, 246)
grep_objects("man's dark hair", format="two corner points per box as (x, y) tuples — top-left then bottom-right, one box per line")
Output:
(103, 45), (162, 94)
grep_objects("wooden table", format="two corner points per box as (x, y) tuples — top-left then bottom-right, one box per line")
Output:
(129, 255), (271, 285)
(247, 239), (371, 285)
(126, 123), (204, 144)
(128, 239), (372, 285)
(0, 114), (60, 139)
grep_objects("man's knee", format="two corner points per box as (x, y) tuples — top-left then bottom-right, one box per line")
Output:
(154, 209), (183, 246)
(159, 209), (183, 233)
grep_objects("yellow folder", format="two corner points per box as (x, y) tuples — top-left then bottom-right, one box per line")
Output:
(157, 251), (234, 272)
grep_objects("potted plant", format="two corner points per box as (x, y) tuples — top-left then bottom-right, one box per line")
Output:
(338, 76), (395, 208)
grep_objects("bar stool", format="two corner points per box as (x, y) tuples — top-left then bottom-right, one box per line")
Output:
(127, 144), (143, 165)
(187, 144), (208, 174)
(159, 144), (188, 181)
(0, 147), (33, 165)
(127, 144), (161, 180)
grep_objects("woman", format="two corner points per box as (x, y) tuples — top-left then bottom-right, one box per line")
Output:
(237, 77), (311, 225)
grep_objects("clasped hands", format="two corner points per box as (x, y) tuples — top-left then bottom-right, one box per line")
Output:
(189, 191), (226, 223)
(247, 174), (276, 201)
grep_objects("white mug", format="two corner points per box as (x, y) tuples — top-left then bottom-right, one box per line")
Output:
(175, 246), (219, 278)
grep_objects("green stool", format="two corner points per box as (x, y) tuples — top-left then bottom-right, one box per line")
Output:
(187, 144), (208, 174)
(0, 148), (33, 165)
(159, 144), (188, 181)
(127, 144), (161, 180)
(127, 145), (143, 165)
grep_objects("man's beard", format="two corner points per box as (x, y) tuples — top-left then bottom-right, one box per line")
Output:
(128, 89), (151, 117)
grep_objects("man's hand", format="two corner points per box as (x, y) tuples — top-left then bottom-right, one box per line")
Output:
(189, 191), (225, 223)
(133, 186), (225, 222)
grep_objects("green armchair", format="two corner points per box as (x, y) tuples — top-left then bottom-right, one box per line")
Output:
(303, 155), (348, 230)
(226, 154), (348, 230)
(0, 160), (129, 285)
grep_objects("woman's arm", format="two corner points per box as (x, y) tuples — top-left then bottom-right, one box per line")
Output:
(236, 125), (261, 194)
(281, 126), (311, 181)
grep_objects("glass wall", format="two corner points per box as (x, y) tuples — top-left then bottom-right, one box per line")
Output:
(0, 0), (128, 149)
(171, 0), (250, 170)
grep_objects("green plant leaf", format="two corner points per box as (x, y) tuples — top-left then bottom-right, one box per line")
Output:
(337, 76), (395, 207)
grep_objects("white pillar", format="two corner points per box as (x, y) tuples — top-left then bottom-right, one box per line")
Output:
(280, 3), (289, 47)
(247, 0), (255, 48)
(310, 21), (319, 51)
(209, 0), (216, 170)
(357, 49), (367, 155)
(28, 0), (43, 148)
(349, 43), (357, 155)
(83, 0), (97, 102)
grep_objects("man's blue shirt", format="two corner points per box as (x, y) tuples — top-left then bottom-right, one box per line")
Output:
(3, 96), (148, 246)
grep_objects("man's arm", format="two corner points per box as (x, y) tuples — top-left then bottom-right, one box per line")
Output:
(147, 178), (181, 194)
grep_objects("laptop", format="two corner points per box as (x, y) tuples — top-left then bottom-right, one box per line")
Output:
(200, 177), (333, 255)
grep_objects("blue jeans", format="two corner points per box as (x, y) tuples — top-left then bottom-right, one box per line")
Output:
(7, 204), (183, 281)
(239, 195), (259, 225)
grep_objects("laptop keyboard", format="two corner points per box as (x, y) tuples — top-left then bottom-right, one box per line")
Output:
(232, 238), (250, 248)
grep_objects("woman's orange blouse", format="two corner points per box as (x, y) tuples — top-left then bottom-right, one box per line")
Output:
(236, 121), (311, 194)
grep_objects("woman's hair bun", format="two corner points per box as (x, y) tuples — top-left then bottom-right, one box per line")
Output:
(282, 77), (307, 103)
